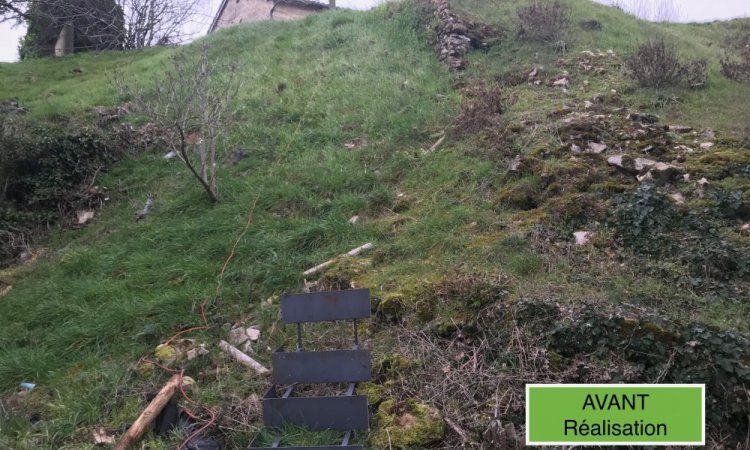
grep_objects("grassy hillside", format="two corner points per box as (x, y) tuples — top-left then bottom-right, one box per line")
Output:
(1, 0), (749, 448)
(453, 0), (750, 134)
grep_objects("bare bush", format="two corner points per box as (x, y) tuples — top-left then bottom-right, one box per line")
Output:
(517, 1), (571, 44)
(625, 40), (707, 88)
(377, 312), (554, 448)
(681, 59), (708, 88)
(721, 47), (750, 83)
(116, 44), (241, 202)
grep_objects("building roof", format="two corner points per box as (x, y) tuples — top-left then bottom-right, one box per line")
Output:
(209, 0), (331, 33)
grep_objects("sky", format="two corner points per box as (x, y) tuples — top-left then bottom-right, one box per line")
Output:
(1, 0), (749, 63)
(592, 0), (750, 22)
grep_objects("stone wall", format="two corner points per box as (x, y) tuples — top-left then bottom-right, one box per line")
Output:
(431, 0), (498, 70)
(433, 0), (472, 70)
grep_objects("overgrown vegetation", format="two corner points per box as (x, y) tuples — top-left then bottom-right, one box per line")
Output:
(516, 0), (570, 45)
(614, 184), (749, 287)
(721, 46), (750, 83)
(1, 0), (750, 448)
(625, 39), (707, 88)
(452, 81), (512, 153)
(0, 115), (118, 266)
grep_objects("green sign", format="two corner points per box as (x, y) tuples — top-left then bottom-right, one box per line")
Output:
(526, 384), (704, 445)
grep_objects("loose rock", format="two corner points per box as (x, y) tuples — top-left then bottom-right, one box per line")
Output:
(586, 142), (607, 154)
(573, 231), (593, 246)
(77, 210), (95, 225)
(229, 327), (249, 345)
(668, 125), (692, 133)
(669, 192), (686, 205)
(509, 154), (523, 172)
(553, 77), (570, 89)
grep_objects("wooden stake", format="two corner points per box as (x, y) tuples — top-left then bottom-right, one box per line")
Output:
(302, 242), (373, 277)
(113, 374), (182, 450)
(427, 134), (446, 153)
(219, 340), (270, 375)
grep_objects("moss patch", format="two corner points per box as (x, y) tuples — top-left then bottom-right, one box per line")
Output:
(369, 399), (445, 449)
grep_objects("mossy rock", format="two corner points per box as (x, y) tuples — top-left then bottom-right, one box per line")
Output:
(358, 382), (386, 406)
(427, 316), (465, 338)
(687, 150), (750, 180)
(369, 399), (445, 449)
(496, 176), (541, 210)
(378, 292), (406, 317)
(317, 257), (374, 291)
(617, 318), (679, 345)
(509, 208), (549, 229)
(154, 343), (180, 364)
(375, 278), (433, 321)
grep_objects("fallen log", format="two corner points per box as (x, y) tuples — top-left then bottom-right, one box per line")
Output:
(219, 340), (270, 375)
(113, 373), (182, 450)
(302, 242), (373, 277)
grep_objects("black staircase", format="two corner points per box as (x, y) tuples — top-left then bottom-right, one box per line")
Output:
(250, 288), (371, 450)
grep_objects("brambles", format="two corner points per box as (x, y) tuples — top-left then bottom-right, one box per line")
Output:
(551, 310), (750, 429)
(614, 184), (677, 252)
(0, 118), (115, 266)
(614, 185), (749, 285)
(625, 40), (707, 88)
(517, 1), (571, 44)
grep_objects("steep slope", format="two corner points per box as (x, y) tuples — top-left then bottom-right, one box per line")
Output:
(0, 0), (749, 448)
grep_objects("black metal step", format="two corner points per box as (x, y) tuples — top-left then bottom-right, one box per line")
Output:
(263, 388), (369, 431)
(272, 349), (371, 384)
(281, 289), (371, 323)
(251, 447), (363, 450)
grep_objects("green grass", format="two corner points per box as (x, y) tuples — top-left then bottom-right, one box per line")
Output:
(0, 47), (169, 119)
(453, 0), (750, 133)
(1, 0), (749, 448)
(0, 5), (456, 448)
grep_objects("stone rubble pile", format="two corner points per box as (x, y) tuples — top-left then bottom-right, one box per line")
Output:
(434, 0), (472, 69)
